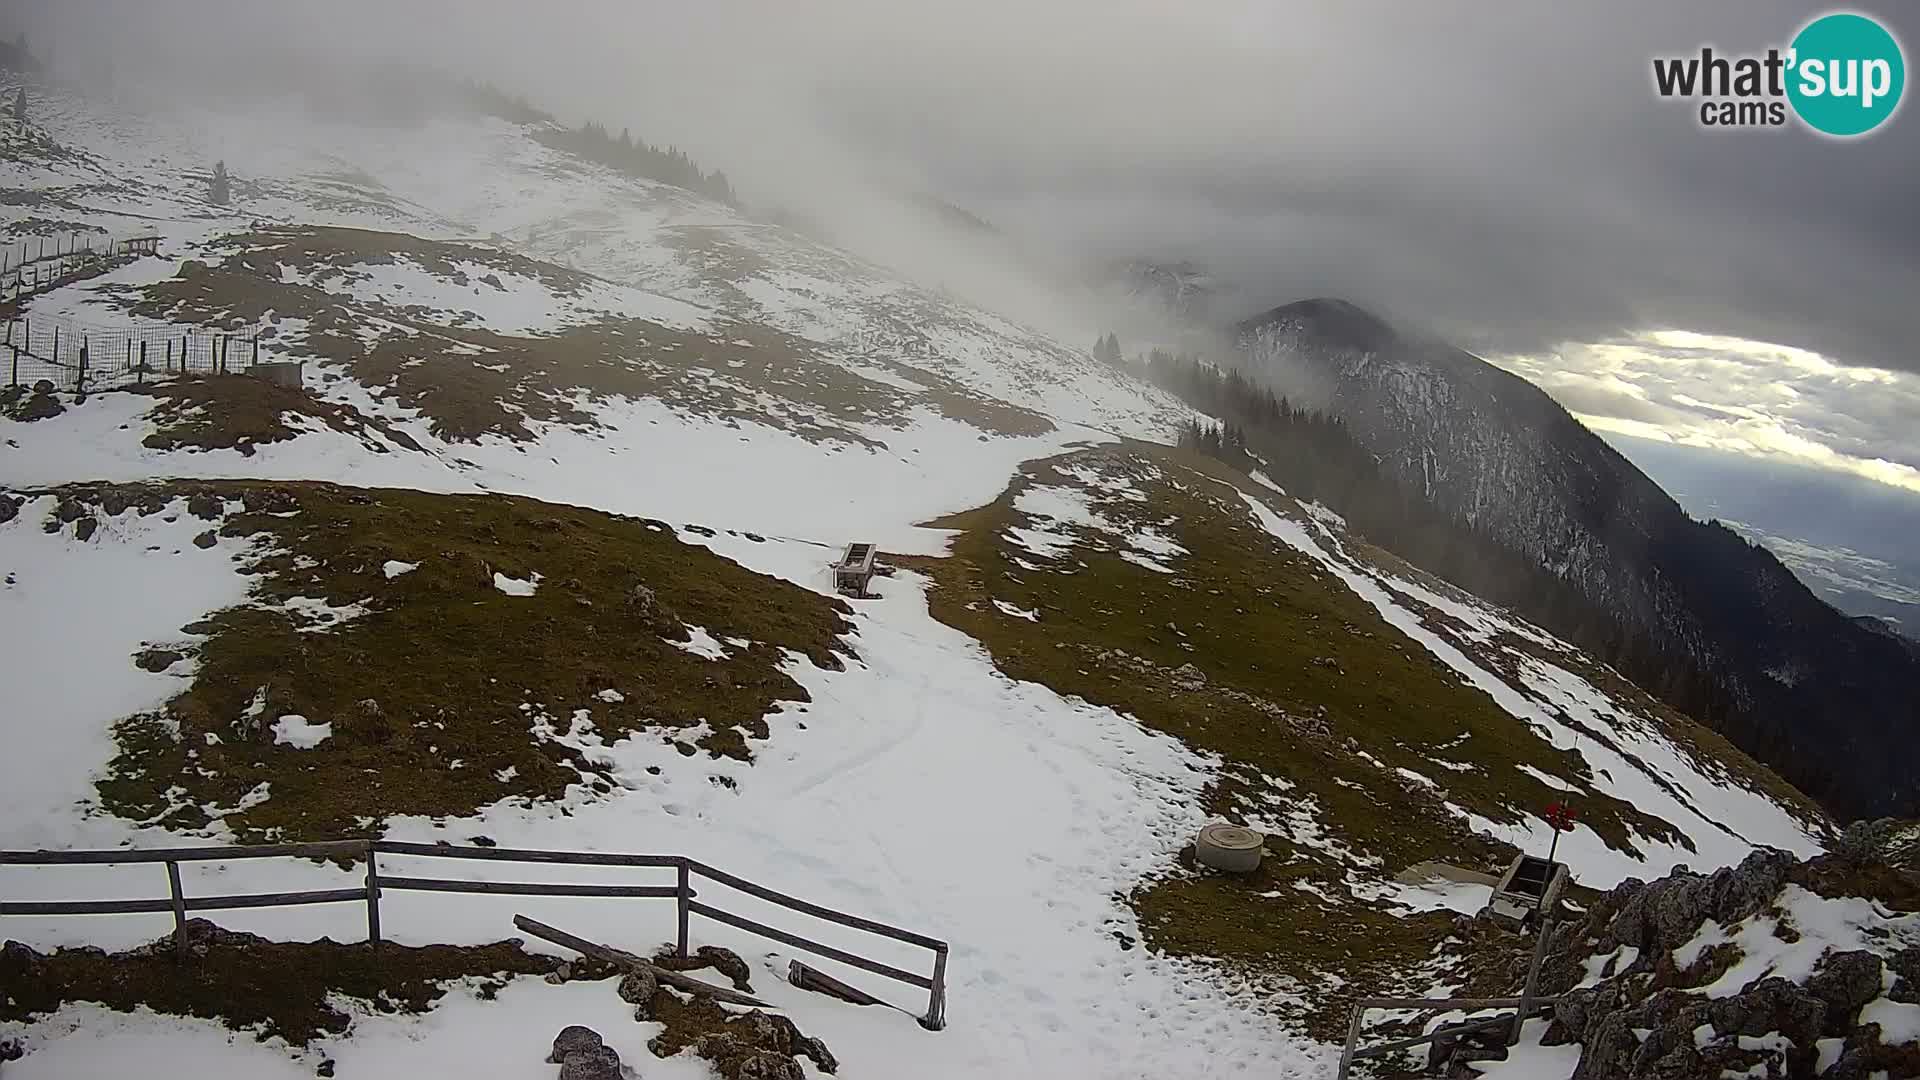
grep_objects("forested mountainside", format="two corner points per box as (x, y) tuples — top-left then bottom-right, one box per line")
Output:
(1231, 299), (1920, 822)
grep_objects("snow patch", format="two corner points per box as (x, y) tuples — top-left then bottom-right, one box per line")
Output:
(270, 715), (332, 749)
(671, 625), (729, 660)
(491, 572), (539, 597)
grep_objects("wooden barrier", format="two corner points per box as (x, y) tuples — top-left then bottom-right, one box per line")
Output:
(1335, 919), (1559, 1077)
(0, 840), (949, 1030)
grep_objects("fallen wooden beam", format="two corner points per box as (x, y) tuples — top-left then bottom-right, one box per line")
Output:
(512, 914), (770, 1008)
(788, 960), (891, 1009)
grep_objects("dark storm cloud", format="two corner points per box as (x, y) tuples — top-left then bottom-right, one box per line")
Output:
(18, 1), (1919, 379)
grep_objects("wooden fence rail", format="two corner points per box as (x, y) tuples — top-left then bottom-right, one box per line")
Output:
(0, 840), (949, 1030)
(1335, 918), (1558, 1077)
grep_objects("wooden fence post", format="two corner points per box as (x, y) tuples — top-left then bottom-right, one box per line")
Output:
(922, 945), (948, 1031)
(1512, 917), (1553, 1046)
(10, 345), (16, 390)
(165, 860), (188, 961)
(676, 861), (691, 959)
(138, 340), (147, 384)
(1336, 1001), (1367, 1080)
(365, 841), (382, 947)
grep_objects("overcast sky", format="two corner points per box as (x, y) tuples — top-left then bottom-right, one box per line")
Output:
(22, 0), (1920, 492)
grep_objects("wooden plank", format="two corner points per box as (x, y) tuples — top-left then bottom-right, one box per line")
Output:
(789, 960), (891, 1008)
(511, 915), (770, 1008)
(379, 876), (679, 899)
(165, 861), (188, 961)
(1352, 996), (1543, 1011)
(923, 947), (948, 1031)
(1350, 1011), (1539, 1061)
(365, 843), (382, 947)
(688, 900), (932, 990)
(676, 862), (691, 959)
(1513, 917), (1554, 1046)
(1, 897), (176, 916)
(184, 888), (367, 912)
(375, 842), (681, 868)
(683, 860), (946, 951)
(1337, 1001), (1367, 1080)
(0, 841), (366, 865)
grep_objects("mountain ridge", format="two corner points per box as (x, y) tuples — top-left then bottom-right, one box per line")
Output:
(1234, 296), (1920, 822)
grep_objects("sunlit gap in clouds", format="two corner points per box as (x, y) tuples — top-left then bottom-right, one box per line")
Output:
(1489, 331), (1920, 497)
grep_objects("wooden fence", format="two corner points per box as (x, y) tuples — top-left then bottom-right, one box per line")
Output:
(0, 840), (949, 1031)
(1335, 917), (1557, 1077)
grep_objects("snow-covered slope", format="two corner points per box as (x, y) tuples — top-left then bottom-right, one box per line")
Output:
(0, 74), (1852, 1080)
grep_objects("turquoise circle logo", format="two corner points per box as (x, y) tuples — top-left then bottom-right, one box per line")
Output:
(1788, 12), (1905, 136)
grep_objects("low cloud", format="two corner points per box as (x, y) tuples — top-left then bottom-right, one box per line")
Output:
(1492, 333), (1920, 495)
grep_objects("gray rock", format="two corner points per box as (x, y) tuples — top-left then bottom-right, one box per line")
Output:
(1170, 662), (1207, 690)
(617, 967), (659, 1014)
(734, 1051), (803, 1080)
(696, 944), (754, 991)
(1706, 977), (1826, 1046)
(795, 1033), (837, 1074)
(1604, 849), (1793, 956)
(1888, 946), (1920, 1005)
(1830, 817), (1920, 873)
(1572, 1013), (1643, 1080)
(1806, 950), (1883, 1030)
(547, 1025), (605, 1065)
(1819, 1045), (1877, 1080)
(557, 1046), (622, 1080)
(1551, 983), (1627, 1045)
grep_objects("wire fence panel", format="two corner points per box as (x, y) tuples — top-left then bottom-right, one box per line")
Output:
(4, 316), (263, 394)
(0, 235), (160, 307)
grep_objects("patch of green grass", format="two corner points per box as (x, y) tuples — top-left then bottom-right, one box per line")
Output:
(1129, 843), (1461, 1037)
(0, 920), (554, 1046)
(36, 480), (855, 841)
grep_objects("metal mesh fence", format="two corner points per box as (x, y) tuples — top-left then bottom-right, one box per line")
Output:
(3, 316), (263, 394)
(0, 235), (160, 306)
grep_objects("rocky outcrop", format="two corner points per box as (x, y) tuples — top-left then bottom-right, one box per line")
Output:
(1834, 818), (1920, 880)
(680, 1010), (837, 1079)
(547, 1026), (621, 1080)
(1524, 848), (1920, 1080)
